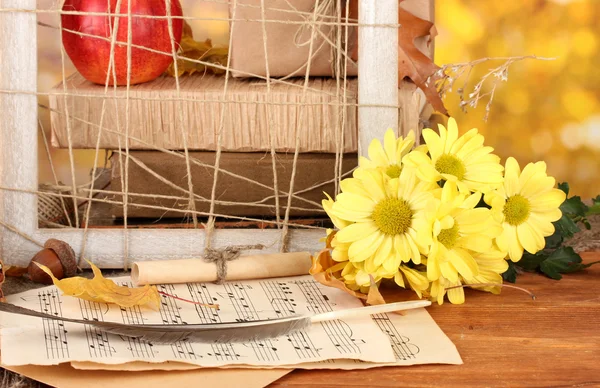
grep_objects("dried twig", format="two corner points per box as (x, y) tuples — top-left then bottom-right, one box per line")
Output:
(435, 55), (555, 121)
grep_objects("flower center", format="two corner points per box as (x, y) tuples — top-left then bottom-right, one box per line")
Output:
(435, 154), (466, 180)
(437, 224), (459, 249)
(372, 198), (413, 236)
(503, 194), (531, 226)
(385, 164), (402, 179)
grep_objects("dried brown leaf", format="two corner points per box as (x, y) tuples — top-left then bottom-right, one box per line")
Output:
(310, 247), (367, 301)
(366, 276), (386, 306)
(349, 1), (446, 114)
(166, 22), (228, 77)
(397, 0), (447, 114)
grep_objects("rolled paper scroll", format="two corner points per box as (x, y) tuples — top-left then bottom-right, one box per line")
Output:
(131, 252), (313, 286)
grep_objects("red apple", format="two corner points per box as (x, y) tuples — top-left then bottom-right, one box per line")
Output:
(61, 0), (183, 86)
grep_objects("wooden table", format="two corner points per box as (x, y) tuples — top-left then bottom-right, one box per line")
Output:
(273, 252), (600, 387)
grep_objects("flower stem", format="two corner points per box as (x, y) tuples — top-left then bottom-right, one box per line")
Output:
(158, 291), (219, 309)
(586, 203), (600, 216)
(445, 283), (536, 300)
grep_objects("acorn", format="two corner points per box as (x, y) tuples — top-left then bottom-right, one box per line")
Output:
(28, 239), (77, 284)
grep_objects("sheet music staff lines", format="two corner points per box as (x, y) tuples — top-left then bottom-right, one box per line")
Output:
(260, 281), (297, 316)
(37, 290), (69, 360)
(158, 284), (186, 324)
(286, 331), (321, 359)
(78, 300), (114, 358)
(156, 284), (198, 359)
(170, 340), (201, 360)
(243, 339), (280, 362)
(187, 283), (221, 323)
(373, 313), (420, 360)
(295, 280), (364, 354)
(207, 343), (240, 362)
(119, 305), (156, 358)
(223, 283), (260, 322)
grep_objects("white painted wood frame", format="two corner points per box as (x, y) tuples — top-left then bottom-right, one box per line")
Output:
(0, 0), (399, 267)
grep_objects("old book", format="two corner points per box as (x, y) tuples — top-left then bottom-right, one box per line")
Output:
(49, 74), (424, 153)
(109, 151), (357, 219)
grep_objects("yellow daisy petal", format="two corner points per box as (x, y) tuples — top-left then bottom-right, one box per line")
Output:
(530, 189), (566, 210)
(517, 222), (545, 254)
(336, 221), (379, 243)
(383, 129), (397, 162)
(348, 231), (385, 263)
(449, 248), (479, 279)
(506, 224), (524, 262)
(422, 128), (443, 160)
(504, 157), (521, 197)
(368, 138), (389, 166)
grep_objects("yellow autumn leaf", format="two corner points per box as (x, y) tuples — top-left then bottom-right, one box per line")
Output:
(35, 261), (160, 310)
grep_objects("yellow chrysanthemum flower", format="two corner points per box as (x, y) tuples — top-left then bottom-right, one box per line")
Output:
(328, 168), (436, 287)
(487, 157), (566, 262)
(429, 245), (509, 305)
(463, 248), (509, 294)
(358, 129), (415, 179)
(430, 277), (464, 305)
(427, 182), (503, 285)
(403, 118), (504, 193)
(393, 264), (430, 298)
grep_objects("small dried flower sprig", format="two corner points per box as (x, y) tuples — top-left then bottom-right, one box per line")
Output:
(434, 55), (554, 121)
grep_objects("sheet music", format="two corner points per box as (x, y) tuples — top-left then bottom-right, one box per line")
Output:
(0, 275), (461, 368)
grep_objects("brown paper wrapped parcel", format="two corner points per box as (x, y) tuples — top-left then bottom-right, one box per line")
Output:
(229, 0), (435, 78)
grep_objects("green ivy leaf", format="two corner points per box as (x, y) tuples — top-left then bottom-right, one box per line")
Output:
(560, 195), (588, 217)
(502, 261), (518, 283)
(558, 182), (569, 195)
(539, 247), (583, 280)
(553, 214), (580, 239)
(588, 195), (600, 216)
(544, 231), (564, 250)
(516, 252), (548, 271)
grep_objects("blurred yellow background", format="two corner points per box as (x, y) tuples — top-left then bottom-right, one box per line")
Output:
(37, 0), (600, 198)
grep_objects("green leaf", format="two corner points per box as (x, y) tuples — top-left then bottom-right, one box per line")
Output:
(544, 231), (563, 250)
(587, 195), (600, 216)
(554, 214), (580, 239)
(516, 252), (548, 271)
(560, 195), (588, 217)
(539, 247), (583, 280)
(557, 182), (569, 195)
(502, 261), (518, 283)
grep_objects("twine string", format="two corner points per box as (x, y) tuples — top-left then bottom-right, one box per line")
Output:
(204, 244), (265, 284)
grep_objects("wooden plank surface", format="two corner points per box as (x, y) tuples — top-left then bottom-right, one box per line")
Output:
(272, 252), (600, 387)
